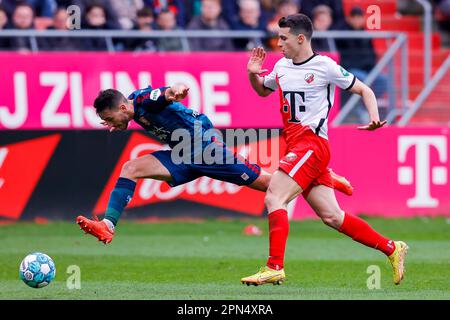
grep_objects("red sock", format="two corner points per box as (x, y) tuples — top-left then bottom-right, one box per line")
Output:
(266, 209), (289, 270)
(339, 212), (395, 256)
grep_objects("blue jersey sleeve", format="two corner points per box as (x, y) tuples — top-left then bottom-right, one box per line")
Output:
(129, 86), (171, 113)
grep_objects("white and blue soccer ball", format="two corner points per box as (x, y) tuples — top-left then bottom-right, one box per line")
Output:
(19, 252), (56, 288)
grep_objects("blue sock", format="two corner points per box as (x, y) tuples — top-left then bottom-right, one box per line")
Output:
(104, 177), (136, 226)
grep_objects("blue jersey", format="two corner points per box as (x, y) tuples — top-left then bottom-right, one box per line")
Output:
(128, 86), (214, 149)
(129, 86), (261, 188)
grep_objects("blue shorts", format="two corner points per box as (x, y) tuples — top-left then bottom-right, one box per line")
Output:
(151, 143), (261, 187)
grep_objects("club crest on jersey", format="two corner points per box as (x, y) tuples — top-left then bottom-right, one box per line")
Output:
(304, 73), (315, 84)
(285, 152), (298, 162)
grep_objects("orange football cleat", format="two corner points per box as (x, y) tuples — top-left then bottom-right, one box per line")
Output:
(76, 215), (114, 244)
(329, 168), (354, 196)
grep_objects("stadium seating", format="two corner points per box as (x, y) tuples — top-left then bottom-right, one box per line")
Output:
(343, 0), (450, 124)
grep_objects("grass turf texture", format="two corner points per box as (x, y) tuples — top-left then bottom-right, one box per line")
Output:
(0, 217), (449, 300)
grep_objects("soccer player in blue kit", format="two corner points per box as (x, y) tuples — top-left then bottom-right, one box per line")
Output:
(77, 83), (353, 244)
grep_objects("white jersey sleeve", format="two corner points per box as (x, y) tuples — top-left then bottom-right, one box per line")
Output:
(326, 57), (356, 90)
(263, 60), (281, 91)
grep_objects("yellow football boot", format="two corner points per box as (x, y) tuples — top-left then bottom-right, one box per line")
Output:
(241, 266), (285, 286)
(388, 241), (409, 285)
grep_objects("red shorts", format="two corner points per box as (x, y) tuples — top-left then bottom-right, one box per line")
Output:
(278, 130), (332, 198)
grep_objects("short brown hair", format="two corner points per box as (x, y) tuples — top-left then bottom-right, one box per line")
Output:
(93, 89), (127, 114)
(278, 13), (313, 40)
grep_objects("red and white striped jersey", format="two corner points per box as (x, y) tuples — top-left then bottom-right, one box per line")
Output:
(263, 53), (356, 145)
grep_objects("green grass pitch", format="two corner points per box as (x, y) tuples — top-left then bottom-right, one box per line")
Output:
(0, 217), (449, 300)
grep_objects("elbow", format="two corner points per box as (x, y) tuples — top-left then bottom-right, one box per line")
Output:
(361, 82), (375, 95)
(364, 86), (376, 98)
(356, 86), (372, 98)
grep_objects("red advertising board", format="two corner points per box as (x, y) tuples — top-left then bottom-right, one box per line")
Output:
(1, 128), (448, 221)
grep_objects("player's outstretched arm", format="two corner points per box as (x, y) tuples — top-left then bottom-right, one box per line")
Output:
(165, 84), (190, 102)
(349, 78), (387, 131)
(248, 47), (273, 97)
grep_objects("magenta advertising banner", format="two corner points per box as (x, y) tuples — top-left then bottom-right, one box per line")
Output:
(0, 127), (448, 220)
(291, 127), (450, 219)
(0, 52), (340, 130)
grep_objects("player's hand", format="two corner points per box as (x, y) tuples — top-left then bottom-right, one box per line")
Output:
(166, 84), (189, 102)
(100, 120), (119, 132)
(247, 47), (268, 75)
(357, 120), (387, 131)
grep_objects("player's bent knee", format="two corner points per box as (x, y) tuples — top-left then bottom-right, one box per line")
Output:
(264, 193), (286, 212)
(121, 160), (139, 179)
(321, 210), (344, 229)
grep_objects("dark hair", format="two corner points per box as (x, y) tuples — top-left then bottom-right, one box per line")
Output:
(350, 6), (364, 17)
(278, 13), (313, 40)
(158, 8), (173, 16)
(137, 7), (154, 18)
(93, 89), (127, 114)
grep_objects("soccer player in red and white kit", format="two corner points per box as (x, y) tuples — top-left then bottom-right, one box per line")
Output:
(241, 14), (408, 286)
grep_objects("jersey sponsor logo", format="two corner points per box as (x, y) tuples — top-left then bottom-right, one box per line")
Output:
(340, 66), (350, 77)
(282, 91), (306, 123)
(0, 135), (61, 220)
(304, 73), (315, 84)
(150, 89), (161, 101)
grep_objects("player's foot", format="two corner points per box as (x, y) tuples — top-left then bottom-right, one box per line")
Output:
(76, 215), (114, 244)
(388, 241), (409, 285)
(241, 266), (285, 286)
(329, 168), (354, 196)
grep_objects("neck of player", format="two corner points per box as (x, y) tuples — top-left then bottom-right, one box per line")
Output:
(292, 47), (315, 65)
(127, 100), (135, 119)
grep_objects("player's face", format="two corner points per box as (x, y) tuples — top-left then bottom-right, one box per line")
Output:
(99, 105), (130, 131)
(277, 27), (303, 59)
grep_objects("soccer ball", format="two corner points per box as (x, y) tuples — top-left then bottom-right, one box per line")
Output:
(19, 252), (56, 288)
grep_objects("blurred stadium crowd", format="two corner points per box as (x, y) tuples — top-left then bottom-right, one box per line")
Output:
(1, 0), (449, 124)
(0, 0), (449, 52)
